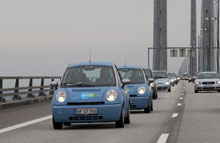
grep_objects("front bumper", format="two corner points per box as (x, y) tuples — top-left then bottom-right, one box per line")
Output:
(157, 83), (170, 90)
(52, 104), (122, 123)
(129, 96), (149, 109)
(195, 84), (220, 91)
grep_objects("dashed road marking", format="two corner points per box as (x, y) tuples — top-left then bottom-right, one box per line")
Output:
(171, 113), (179, 118)
(177, 103), (182, 106)
(0, 115), (52, 134)
(180, 97), (184, 100)
(157, 134), (169, 143)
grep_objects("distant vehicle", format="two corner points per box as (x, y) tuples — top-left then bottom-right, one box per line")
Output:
(144, 68), (158, 99)
(171, 73), (179, 84)
(118, 66), (153, 113)
(194, 72), (220, 93)
(51, 62), (131, 129)
(153, 70), (171, 92)
(168, 73), (175, 86)
(181, 73), (189, 80)
(188, 74), (195, 83)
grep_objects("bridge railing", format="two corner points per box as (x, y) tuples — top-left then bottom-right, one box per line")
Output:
(0, 76), (61, 102)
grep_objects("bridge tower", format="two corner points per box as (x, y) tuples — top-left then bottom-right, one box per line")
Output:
(153, 0), (167, 71)
(190, 0), (197, 75)
(199, 0), (215, 72)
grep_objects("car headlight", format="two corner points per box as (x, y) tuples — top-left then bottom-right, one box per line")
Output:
(150, 83), (154, 87)
(216, 81), (220, 84)
(106, 90), (118, 102)
(138, 86), (146, 94)
(171, 79), (174, 82)
(195, 81), (201, 85)
(56, 91), (66, 103)
(165, 81), (170, 85)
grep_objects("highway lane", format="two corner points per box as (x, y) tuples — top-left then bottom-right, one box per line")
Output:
(0, 82), (184, 143)
(177, 82), (220, 143)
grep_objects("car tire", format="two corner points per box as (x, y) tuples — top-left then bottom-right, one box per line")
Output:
(217, 90), (220, 92)
(151, 99), (153, 111)
(124, 106), (130, 124)
(195, 89), (198, 93)
(144, 100), (151, 113)
(53, 116), (63, 130)
(153, 91), (158, 100)
(115, 108), (125, 128)
(168, 88), (171, 92)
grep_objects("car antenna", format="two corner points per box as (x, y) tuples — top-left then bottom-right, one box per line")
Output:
(124, 56), (127, 67)
(89, 49), (92, 63)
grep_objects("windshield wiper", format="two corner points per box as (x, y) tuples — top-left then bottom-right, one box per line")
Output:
(61, 82), (94, 87)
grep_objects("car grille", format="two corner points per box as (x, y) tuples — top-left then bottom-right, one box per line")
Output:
(202, 82), (215, 85)
(67, 102), (105, 105)
(129, 94), (137, 97)
(69, 116), (103, 121)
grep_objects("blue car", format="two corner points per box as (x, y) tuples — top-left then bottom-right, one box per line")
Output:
(118, 66), (153, 113)
(153, 70), (171, 92)
(51, 62), (130, 129)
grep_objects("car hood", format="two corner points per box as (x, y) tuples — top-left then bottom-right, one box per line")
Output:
(156, 78), (170, 84)
(195, 78), (220, 82)
(65, 87), (109, 102)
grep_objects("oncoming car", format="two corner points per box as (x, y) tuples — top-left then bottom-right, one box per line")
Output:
(51, 62), (130, 129)
(118, 66), (153, 113)
(153, 70), (171, 92)
(194, 72), (220, 93)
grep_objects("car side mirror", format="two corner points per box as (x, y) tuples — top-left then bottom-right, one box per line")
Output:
(148, 78), (154, 83)
(122, 79), (131, 88)
(50, 81), (58, 89)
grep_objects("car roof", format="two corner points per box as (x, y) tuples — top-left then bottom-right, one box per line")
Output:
(198, 72), (217, 74)
(153, 70), (167, 73)
(118, 65), (143, 70)
(68, 62), (113, 68)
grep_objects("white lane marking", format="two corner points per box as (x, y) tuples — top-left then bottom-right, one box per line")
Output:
(180, 97), (184, 100)
(177, 103), (182, 106)
(157, 134), (169, 143)
(171, 113), (179, 118)
(181, 93), (184, 96)
(0, 115), (52, 134)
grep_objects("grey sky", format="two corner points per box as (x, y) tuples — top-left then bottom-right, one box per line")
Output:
(0, 0), (201, 76)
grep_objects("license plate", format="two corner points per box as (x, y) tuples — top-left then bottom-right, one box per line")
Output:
(76, 108), (98, 115)
(205, 85), (213, 87)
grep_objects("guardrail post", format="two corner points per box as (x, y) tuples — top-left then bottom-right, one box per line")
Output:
(0, 79), (5, 102)
(13, 78), (21, 100)
(50, 78), (54, 95)
(39, 78), (45, 96)
(27, 78), (34, 98)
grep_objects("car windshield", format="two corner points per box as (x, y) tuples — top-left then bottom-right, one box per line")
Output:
(197, 73), (218, 79)
(153, 72), (168, 79)
(61, 66), (116, 87)
(144, 69), (153, 78)
(119, 68), (145, 84)
(168, 73), (173, 78)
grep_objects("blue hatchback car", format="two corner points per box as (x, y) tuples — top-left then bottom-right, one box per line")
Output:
(51, 62), (130, 129)
(118, 66), (153, 113)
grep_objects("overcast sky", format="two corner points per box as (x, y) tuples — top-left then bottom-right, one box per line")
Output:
(0, 0), (201, 76)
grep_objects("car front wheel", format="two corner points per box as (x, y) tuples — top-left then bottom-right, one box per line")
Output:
(115, 108), (125, 128)
(53, 116), (63, 130)
(124, 106), (130, 124)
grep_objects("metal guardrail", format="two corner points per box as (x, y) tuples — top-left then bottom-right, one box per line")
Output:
(0, 76), (61, 102)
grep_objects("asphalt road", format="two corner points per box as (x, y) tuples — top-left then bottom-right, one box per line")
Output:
(2, 81), (218, 143)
